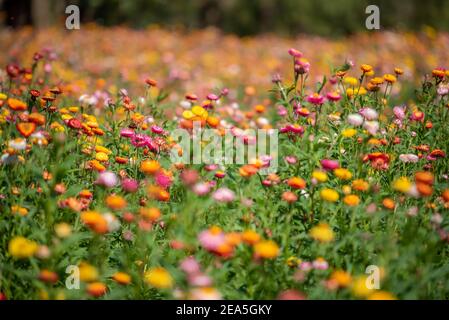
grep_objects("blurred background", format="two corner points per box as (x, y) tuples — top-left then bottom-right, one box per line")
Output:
(1, 0), (449, 36)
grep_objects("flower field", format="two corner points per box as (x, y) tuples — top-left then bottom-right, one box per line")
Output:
(1, 26), (449, 300)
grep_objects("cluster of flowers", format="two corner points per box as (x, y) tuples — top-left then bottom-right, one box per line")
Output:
(1, 29), (449, 300)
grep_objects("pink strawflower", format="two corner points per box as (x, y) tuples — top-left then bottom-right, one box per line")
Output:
(399, 154), (419, 163)
(363, 120), (379, 135)
(151, 125), (164, 134)
(285, 156), (297, 164)
(198, 228), (226, 251)
(180, 256), (201, 274)
(359, 107), (378, 120)
(393, 106), (406, 120)
(326, 91), (341, 102)
(321, 159), (339, 171)
(277, 105), (287, 116)
(306, 93), (325, 105)
(96, 171), (118, 188)
(312, 258), (329, 270)
(180, 169), (199, 186)
(131, 133), (151, 148)
(155, 171), (173, 189)
(121, 178), (139, 193)
(188, 274), (213, 287)
(347, 113), (364, 126)
(193, 182), (211, 196)
(120, 128), (135, 138)
(212, 187), (235, 203)
(207, 93), (219, 101)
(437, 84), (449, 96)
(299, 261), (313, 271)
(205, 164), (218, 171)
(288, 48), (303, 58)
(295, 58), (310, 74)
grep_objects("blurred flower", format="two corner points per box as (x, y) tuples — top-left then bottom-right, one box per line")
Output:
(121, 178), (139, 193)
(321, 159), (339, 171)
(399, 154), (419, 163)
(180, 256), (201, 275)
(309, 223), (335, 242)
(96, 171), (118, 188)
(87, 282), (107, 297)
(8, 236), (38, 259)
(212, 188), (235, 203)
(320, 188), (339, 202)
(189, 287), (222, 300)
(277, 289), (306, 300)
(367, 291), (396, 300)
(347, 113), (364, 126)
(343, 194), (360, 206)
(79, 262), (99, 282)
(112, 272), (132, 285)
(193, 182), (211, 196)
(54, 223), (72, 238)
(287, 177), (306, 189)
(306, 93), (325, 105)
(330, 270), (352, 288)
(359, 107), (378, 120)
(144, 267), (173, 289)
(253, 240), (279, 259)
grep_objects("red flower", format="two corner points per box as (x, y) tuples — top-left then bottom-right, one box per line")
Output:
(67, 118), (82, 129)
(6, 63), (20, 78)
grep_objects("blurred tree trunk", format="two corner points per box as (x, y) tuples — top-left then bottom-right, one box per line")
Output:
(31, 0), (50, 28)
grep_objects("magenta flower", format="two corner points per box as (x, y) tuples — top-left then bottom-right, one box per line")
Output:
(306, 93), (325, 106)
(121, 178), (139, 193)
(326, 91), (341, 102)
(321, 159), (339, 171)
(280, 126), (290, 134)
(130, 133), (149, 148)
(288, 48), (303, 58)
(151, 125), (164, 134)
(280, 124), (304, 135)
(277, 105), (287, 116)
(120, 128), (135, 138)
(146, 138), (159, 153)
(155, 171), (173, 189)
(207, 93), (219, 101)
(287, 124), (305, 135)
(295, 58), (310, 74)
